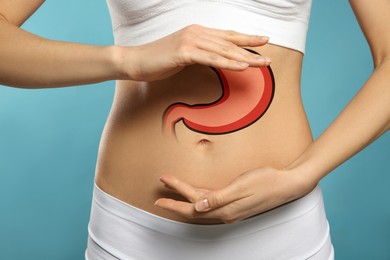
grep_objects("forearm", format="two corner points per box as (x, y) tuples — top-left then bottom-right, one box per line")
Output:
(0, 18), (123, 88)
(0, 18), (271, 89)
(287, 59), (390, 184)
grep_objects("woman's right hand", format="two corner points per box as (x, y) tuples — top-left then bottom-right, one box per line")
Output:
(117, 24), (272, 82)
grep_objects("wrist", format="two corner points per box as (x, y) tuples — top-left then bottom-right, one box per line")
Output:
(281, 163), (320, 199)
(108, 45), (138, 80)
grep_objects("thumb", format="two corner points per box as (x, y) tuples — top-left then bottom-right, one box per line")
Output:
(194, 186), (242, 212)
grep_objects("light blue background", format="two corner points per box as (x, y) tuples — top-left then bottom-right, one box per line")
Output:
(0, 1), (389, 259)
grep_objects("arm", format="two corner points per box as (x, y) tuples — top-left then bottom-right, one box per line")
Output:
(0, 0), (119, 88)
(155, 0), (390, 223)
(0, 0), (271, 89)
(286, 0), (390, 182)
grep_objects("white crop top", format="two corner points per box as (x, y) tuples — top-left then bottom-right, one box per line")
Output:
(106, 0), (312, 53)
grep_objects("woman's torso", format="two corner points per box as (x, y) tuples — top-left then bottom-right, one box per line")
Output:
(94, 43), (313, 224)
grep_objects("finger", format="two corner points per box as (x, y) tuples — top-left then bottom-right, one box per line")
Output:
(194, 182), (251, 212)
(205, 27), (270, 47)
(179, 48), (258, 71)
(154, 198), (230, 221)
(159, 174), (205, 202)
(196, 38), (272, 67)
(155, 197), (252, 224)
(154, 198), (200, 218)
(194, 32), (271, 65)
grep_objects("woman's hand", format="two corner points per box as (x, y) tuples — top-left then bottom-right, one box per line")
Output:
(154, 167), (317, 224)
(117, 24), (271, 82)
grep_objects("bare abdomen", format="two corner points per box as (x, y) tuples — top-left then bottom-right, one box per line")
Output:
(95, 45), (312, 223)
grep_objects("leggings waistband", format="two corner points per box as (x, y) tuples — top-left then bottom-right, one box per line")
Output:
(88, 183), (333, 259)
(92, 183), (324, 240)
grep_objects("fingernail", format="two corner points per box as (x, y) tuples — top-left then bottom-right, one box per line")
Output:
(255, 57), (272, 65)
(259, 36), (269, 41)
(255, 56), (264, 61)
(195, 198), (209, 212)
(159, 176), (167, 183)
(238, 62), (249, 68)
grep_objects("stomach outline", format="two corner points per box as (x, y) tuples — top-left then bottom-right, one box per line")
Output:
(162, 50), (275, 138)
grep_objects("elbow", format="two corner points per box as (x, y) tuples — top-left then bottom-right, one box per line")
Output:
(373, 52), (390, 134)
(0, 12), (9, 23)
(0, 12), (25, 28)
(373, 53), (390, 76)
(372, 47), (390, 69)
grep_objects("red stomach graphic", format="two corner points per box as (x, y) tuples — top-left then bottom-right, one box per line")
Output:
(163, 56), (274, 137)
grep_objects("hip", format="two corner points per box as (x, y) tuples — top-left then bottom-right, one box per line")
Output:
(86, 182), (333, 260)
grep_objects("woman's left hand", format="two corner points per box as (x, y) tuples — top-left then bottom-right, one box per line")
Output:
(155, 167), (317, 223)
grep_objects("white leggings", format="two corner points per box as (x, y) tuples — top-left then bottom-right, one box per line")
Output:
(86, 183), (334, 260)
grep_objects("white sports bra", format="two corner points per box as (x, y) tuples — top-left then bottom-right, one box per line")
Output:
(106, 0), (312, 53)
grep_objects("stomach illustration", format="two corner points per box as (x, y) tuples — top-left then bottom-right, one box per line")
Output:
(163, 52), (275, 138)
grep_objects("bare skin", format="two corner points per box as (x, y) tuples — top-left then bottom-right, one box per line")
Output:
(95, 44), (308, 223)
(154, 0), (390, 223)
(0, 0), (389, 225)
